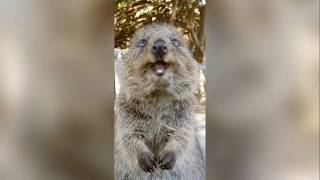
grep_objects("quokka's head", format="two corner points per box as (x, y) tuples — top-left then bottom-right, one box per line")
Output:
(121, 23), (199, 100)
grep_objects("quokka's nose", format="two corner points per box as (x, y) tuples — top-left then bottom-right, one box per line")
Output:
(152, 40), (167, 59)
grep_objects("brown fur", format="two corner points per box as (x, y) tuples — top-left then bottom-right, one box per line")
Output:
(115, 23), (205, 180)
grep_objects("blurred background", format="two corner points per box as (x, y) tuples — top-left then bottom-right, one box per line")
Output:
(206, 0), (318, 180)
(0, 0), (318, 180)
(0, 0), (114, 179)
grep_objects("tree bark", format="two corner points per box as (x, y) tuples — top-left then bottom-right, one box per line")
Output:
(170, 0), (179, 24)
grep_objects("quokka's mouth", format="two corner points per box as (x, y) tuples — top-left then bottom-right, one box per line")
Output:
(153, 61), (168, 76)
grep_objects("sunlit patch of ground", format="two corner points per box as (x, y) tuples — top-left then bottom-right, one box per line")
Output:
(194, 108), (205, 157)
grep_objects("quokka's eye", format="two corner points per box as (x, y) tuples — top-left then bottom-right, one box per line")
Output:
(138, 39), (147, 47)
(171, 38), (179, 46)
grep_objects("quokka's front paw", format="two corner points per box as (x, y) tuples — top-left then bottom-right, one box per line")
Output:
(138, 151), (156, 172)
(158, 151), (176, 170)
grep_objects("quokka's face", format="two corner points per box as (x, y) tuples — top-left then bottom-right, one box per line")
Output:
(122, 23), (199, 99)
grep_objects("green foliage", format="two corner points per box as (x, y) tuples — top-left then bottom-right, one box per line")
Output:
(114, 0), (205, 63)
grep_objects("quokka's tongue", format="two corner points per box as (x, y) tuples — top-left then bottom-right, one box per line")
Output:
(153, 62), (167, 76)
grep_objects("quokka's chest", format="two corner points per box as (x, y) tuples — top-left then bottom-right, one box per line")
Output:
(143, 120), (175, 154)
